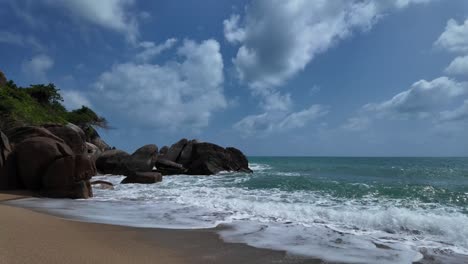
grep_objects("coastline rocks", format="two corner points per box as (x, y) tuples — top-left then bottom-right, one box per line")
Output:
(155, 159), (186, 175)
(186, 143), (253, 175)
(95, 149), (131, 175)
(0, 130), (18, 189)
(159, 146), (169, 155)
(7, 126), (63, 147)
(0, 130), (11, 168)
(43, 123), (87, 154)
(121, 172), (162, 184)
(11, 135), (95, 198)
(162, 138), (188, 162)
(91, 180), (114, 190)
(80, 125), (111, 152)
(86, 142), (101, 161)
(125, 144), (158, 172)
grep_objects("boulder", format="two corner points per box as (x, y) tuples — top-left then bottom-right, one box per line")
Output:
(0, 130), (19, 190)
(15, 137), (74, 190)
(7, 126), (63, 146)
(0, 130), (11, 168)
(81, 125), (111, 152)
(155, 158), (186, 175)
(43, 123), (87, 154)
(121, 172), (162, 184)
(126, 144), (158, 172)
(42, 180), (92, 199)
(186, 142), (252, 175)
(95, 149), (131, 175)
(91, 180), (114, 190)
(86, 142), (101, 161)
(163, 138), (188, 162)
(177, 139), (199, 167)
(159, 146), (169, 155)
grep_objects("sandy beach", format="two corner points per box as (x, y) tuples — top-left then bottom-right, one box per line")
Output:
(0, 193), (322, 264)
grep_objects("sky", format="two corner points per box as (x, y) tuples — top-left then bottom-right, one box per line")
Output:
(1, 0), (468, 156)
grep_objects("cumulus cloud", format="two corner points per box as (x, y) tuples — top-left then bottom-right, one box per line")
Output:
(61, 90), (92, 110)
(364, 77), (468, 119)
(439, 100), (468, 122)
(445, 55), (468, 76)
(46, 0), (139, 41)
(94, 39), (226, 130)
(342, 116), (371, 131)
(234, 105), (328, 136)
(21, 54), (54, 83)
(136, 38), (177, 62)
(224, 0), (436, 89)
(435, 18), (468, 53)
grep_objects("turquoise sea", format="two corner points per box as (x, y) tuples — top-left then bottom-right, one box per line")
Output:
(7, 157), (468, 263)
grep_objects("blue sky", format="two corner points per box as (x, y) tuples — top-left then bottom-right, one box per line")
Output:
(1, 0), (468, 156)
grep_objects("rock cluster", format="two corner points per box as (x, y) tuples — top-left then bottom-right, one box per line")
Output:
(0, 126), (96, 198)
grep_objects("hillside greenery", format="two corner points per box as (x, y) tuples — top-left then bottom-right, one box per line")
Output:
(0, 75), (107, 132)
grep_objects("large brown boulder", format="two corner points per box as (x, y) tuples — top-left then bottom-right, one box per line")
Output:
(7, 126), (63, 147)
(177, 139), (199, 167)
(12, 135), (95, 198)
(162, 138), (188, 162)
(95, 149), (131, 175)
(121, 172), (162, 184)
(43, 123), (87, 154)
(155, 159), (187, 175)
(15, 137), (74, 190)
(86, 142), (101, 161)
(186, 142), (252, 175)
(0, 130), (19, 190)
(126, 144), (158, 172)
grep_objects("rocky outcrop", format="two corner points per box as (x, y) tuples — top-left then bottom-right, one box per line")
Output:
(185, 143), (252, 175)
(43, 123), (87, 154)
(2, 130), (96, 198)
(159, 146), (169, 155)
(162, 138), (188, 162)
(80, 125), (111, 152)
(0, 130), (11, 168)
(86, 142), (101, 161)
(121, 172), (162, 184)
(125, 144), (158, 172)
(0, 130), (18, 189)
(155, 158), (187, 175)
(91, 180), (114, 190)
(95, 149), (131, 175)
(7, 126), (63, 147)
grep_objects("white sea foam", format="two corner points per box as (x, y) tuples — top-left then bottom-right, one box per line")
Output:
(6, 172), (468, 263)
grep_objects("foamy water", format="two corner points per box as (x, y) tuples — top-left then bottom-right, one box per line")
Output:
(6, 157), (468, 264)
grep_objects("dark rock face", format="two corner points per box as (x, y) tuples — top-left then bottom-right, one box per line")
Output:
(86, 142), (101, 161)
(43, 123), (87, 154)
(0, 130), (11, 168)
(126, 144), (158, 172)
(0, 130), (18, 189)
(7, 126), (63, 146)
(155, 159), (187, 175)
(81, 125), (111, 152)
(95, 149), (131, 175)
(185, 142), (252, 175)
(7, 134), (95, 198)
(177, 139), (199, 167)
(159, 146), (169, 155)
(121, 172), (162, 184)
(163, 138), (188, 162)
(91, 180), (114, 190)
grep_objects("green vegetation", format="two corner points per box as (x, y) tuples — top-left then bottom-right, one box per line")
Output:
(0, 75), (107, 131)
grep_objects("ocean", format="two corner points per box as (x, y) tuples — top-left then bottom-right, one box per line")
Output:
(7, 157), (468, 263)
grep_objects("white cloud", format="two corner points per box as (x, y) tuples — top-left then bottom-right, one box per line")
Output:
(0, 31), (43, 50)
(61, 90), (92, 110)
(224, 0), (436, 89)
(342, 116), (371, 131)
(445, 55), (468, 76)
(439, 100), (468, 122)
(234, 105), (328, 136)
(136, 38), (177, 62)
(94, 39), (226, 130)
(364, 77), (468, 119)
(47, 0), (139, 41)
(435, 18), (468, 53)
(21, 54), (54, 83)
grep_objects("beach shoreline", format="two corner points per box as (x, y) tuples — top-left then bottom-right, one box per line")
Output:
(0, 192), (323, 264)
